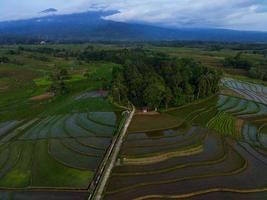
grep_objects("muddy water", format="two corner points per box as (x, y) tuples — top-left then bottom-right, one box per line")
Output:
(104, 92), (267, 200)
(113, 133), (225, 174)
(105, 137), (267, 200)
(105, 123), (267, 200)
(122, 128), (206, 156)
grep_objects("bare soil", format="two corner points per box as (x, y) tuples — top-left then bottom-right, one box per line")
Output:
(30, 93), (54, 101)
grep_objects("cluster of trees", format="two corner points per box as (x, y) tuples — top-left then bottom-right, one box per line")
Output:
(223, 52), (267, 81)
(49, 68), (70, 95)
(0, 36), (40, 45)
(29, 55), (50, 62)
(252, 50), (267, 58)
(78, 48), (138, 64)
(111, 52), (222, 110)
(223, 52), (252, 70)
(18, 45), (131, 62)
(0, 56), (9, 63)
(6, 49), (20, 55)
(18, 46), (77, 59)
(249, 61), (267, 81)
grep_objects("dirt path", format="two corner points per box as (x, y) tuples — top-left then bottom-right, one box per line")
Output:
(123, 145), (203, 165)
(89, 106), (135, 200)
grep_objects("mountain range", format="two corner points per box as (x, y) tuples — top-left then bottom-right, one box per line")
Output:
(0, 10), (267, 44)
(40, 8), (58, 14)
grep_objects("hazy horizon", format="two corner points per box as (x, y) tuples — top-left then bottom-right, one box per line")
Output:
(0, 0), (267, 32)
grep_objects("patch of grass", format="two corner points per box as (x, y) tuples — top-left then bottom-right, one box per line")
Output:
(50, 97), (117, 115)
(129, 114), (183, 133)
(34, 74), (87, 87)
(32, 140), (93, 188)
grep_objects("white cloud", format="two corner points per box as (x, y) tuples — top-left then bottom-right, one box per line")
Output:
(0, 0), (266, 31)
(98, 0), (267, 31)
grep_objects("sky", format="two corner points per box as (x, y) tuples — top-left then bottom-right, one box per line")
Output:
(0, 0), (267, 31)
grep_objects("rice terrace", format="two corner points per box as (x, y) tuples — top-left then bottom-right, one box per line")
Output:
(0, 42), (267, 200)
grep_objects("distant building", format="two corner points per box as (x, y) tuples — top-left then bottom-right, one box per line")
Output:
(40, 41), (46, 45)
(142, 107), (148, 113)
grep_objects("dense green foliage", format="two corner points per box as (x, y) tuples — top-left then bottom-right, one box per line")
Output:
(111, 51), (222, 109)
(223, 52), (267, 81)
(49, 68), (70, 95)
(249, 60), (267, 81)
(223, 52), (252, 70)
(0, 56), (9, 63)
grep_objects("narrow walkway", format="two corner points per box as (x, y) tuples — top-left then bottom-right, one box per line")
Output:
(89, 106), (135, 200)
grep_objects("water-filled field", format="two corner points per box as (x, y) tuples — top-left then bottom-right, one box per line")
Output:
(0, 111), (119, 198)
(104, 79), (267, 200)
(222, 78), (267, 105)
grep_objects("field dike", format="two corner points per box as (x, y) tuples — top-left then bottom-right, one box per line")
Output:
(112, 141), (228, 176)
(133, 187), (267, 200)
(122, 145), (203, 165)
(105, 157), (247, 195)
(104, 137), (248, 196)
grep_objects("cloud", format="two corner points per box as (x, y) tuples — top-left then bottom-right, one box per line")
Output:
(0, 0), (266, 31)
(97, 0), (267, 31)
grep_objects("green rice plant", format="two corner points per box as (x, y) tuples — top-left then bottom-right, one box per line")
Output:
(168, 96), (217, 118)
(0, 141), (34, 188)
(0, 146), (10, 170)
(192, 107), (219, 126)
(185, 107), (208, 122)
(207, 112), (236, 137)
(0, 143), (21, 180)
(53, 97), (116, 115)
(32, 140), (93, 188)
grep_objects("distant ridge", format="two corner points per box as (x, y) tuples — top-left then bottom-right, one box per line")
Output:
(40, 8), (57, 14)
(0, 10), (267, 44)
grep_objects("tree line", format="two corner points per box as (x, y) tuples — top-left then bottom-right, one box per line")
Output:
(111, 50), (222, 110)
(223, 52), (267, 81)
